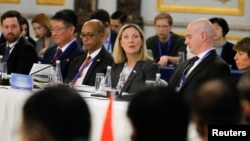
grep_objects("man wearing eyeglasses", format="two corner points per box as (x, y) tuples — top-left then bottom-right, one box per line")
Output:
(64, 19), (113, 86)
(146, 12), (186, 67)
(89, 9), (117, 53)
(42, 9), (85, 80)
(0, 10), (38, 75)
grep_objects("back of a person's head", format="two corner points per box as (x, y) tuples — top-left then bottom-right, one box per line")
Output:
(189, 78), (241, 125)
(52, 9), (77, 30)
(127, 86), (190, 141)
(209, 17), (229, 37)
(90, 9), (110, 27)
(22, 84), (91, 141)
(111, 11), (127, 24)
(238, 70), (250, 101)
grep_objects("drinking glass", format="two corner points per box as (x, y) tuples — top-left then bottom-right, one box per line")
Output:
(95, 73), (105, 93)
(1, 62), (8, 79)
(145, 80), (156, 87)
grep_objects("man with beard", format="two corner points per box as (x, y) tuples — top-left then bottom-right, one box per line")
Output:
(0, 10), (38, 75)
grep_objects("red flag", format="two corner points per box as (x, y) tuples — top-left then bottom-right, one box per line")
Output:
(101, 92), (114, 141)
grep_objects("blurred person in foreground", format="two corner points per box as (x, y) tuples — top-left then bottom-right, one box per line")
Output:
(21, 84), (91, 141)
(188, 78), (242, 141)
(111, 23), (159, 95)
(127, 86), (190, 141)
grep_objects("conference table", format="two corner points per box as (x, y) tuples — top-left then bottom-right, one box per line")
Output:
(0, 85), (132, 141)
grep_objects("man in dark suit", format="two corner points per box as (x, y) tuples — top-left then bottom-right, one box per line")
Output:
(89, 9), (117, 53)
(168, 18), (230, 96)
(42, 9), (84, 79)
(64, 19), (113, 86)
(0, 10), (38, 75)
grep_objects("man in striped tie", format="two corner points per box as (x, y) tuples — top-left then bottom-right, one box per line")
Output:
(64, 19), (114, 86)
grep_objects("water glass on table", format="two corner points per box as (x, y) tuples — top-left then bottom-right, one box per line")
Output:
(95, 73), (105, 93)
(145, 80), (156, 87)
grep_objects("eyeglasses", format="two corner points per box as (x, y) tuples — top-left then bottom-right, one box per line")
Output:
(80, 33), (99, 39)
(51, 26), (70, 33)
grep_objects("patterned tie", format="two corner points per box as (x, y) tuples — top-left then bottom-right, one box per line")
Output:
(71, 56), (92, 85)
(2, 46), (11, 62)
(52, 48), (62, 64)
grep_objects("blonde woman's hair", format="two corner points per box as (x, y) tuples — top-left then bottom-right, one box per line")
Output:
(112, 23), (153, 64)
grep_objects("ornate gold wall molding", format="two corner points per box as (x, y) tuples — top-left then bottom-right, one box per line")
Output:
(157, 0), (244, 15)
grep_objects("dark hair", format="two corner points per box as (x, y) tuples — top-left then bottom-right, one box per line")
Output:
(111, 11), (127, 24)
(52, 9), (78, 33)
(23, 85), (91, 141)
(1, 10), (23, 28)
(209, 17), (229, 37)
(22, 17), (31, 36)
(189, 78), (241, 125)
(127, 86), (190, 141)
(90, 9), (110, 27)
(233, 37), (250, 57)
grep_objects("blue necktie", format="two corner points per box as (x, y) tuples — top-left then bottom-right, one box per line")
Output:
(177, 56), (199, 87)
(2, 46), (11, 62)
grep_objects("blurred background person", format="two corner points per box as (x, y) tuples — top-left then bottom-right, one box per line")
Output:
(41, 9), (84, 80)
(146, 12), (186, 66)
(209, 17), (237, 70)
(233, 37), (250, 71)
(110, 10), (127, 33)
(32, 13), (55, 60)
(64, 19), (113, 86)
(127, 86), (190, 141)
(90, 9), (117, 53)
(111, 23), (159, 95)
(21, 85), (91, 141)
(0, 10), (38, 75)
(21, 17), (36, 47)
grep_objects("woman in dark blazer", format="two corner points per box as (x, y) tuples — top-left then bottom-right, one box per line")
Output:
(111, 23), (159, 95)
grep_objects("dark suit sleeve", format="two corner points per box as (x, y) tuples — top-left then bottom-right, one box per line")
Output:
(143, 61), (160, 80)
(16, 44), (38, 74)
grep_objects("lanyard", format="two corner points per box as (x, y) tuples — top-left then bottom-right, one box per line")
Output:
(71, 56), (97, 82)
(157, 37), (171, 56)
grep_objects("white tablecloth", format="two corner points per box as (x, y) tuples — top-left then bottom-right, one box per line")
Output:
(0, 86), (131, 141)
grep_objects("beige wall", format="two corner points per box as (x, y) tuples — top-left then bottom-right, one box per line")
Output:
(0, 0), (249, 43)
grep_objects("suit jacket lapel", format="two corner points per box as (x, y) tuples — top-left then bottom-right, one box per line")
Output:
(181, 52), (216, 89)
(83, 48), (105, 83)
(121, 61), (144, 92)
